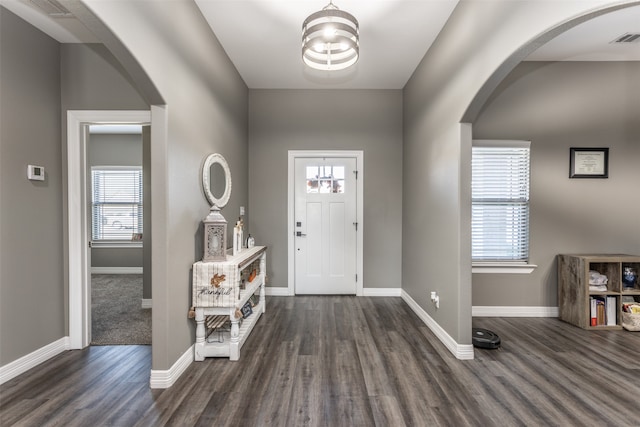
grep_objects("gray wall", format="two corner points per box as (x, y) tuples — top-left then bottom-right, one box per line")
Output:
(249, 89), (403, 290)
(0, 7), (63, 365)
(81, 0), (249, 370)
(61, 42), (150, 332)
(61, 44), (150, 110)
(0, 9), (151, 367)
(402, 1), (629, 347)
(473, 61), (640, 307)
(88, 133), (143, 269)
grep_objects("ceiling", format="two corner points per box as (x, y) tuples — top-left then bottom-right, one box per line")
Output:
(2, 0), (639, 90)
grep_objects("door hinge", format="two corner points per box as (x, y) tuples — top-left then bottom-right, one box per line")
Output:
(353, 170), (358, 179)
(353, 222), (358, 231)
(356, 274), (358, 282)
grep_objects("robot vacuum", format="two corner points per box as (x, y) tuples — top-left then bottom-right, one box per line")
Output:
(472, 328), (501, 349)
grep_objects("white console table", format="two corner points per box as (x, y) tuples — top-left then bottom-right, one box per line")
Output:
(192, 246), (266, 361)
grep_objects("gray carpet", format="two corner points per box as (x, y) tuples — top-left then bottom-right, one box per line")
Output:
(91, 274), (151, 345)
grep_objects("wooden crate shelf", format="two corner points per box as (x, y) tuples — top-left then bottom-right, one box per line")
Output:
(558, 254), (640, 330)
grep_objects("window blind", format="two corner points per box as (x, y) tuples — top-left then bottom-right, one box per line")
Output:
(91, 167), (143, 241)
(472, 142), (530, 262)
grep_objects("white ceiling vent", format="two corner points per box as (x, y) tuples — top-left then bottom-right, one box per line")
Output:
(611, 33), (640, 43)
(28, 0), (73, 18)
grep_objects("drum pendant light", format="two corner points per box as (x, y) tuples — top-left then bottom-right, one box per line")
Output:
(302, 1), (359, 71)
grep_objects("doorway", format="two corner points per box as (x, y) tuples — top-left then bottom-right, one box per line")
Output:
(67, 110), (151, 349)
(288, 151), (364, 296)
(88, 125), (150, 345)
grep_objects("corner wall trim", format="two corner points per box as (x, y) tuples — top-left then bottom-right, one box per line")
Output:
(363, 288), (402, 297)
(265, 287), (292, 296)
(472, 306), (559, 317)
(141, 299), (152, 309)
(91, 267), (143, 274)
(401, 290), (474, 360)
(0, 337), (70, 385)
(149, 345), (193, 389)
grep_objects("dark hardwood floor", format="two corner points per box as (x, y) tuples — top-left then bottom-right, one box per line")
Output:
(2, 296), (639, 426)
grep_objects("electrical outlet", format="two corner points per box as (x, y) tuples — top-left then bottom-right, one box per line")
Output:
(430, 291), (440, 309)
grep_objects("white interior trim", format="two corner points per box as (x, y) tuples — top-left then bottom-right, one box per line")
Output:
(473, 139), (531, 149)
(265, 287), (290, 296)
(91, 267), (143, 274)
(473, 306), (559, 317)
(287, 150), (364, 296)
(67, 110), (151, 350)
(363, 288), (402, 297)
(472, 263), (537, 274)
(91, 242), (143, 249)
(0, 337), (70, 385)
(401, 290), (475, 360)
(149, 345), (194, 389)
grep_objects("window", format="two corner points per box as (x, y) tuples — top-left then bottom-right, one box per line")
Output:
(92, 167), (143, 241)
(306, 165), (345, 193)
(472, 140), (530, 263)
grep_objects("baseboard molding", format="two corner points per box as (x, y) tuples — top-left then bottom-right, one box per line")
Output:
(0, 337), (70, 385)
(91, 267), (143, 274)
(265, 287), (402, 297)
(149, 345), (194, 389)
(401, 290), (474, 360)
(265, 287), (291, 296)
(472, 306), (559, 317)
(141, 299), (152, 309)
(363, 288), (402, 297)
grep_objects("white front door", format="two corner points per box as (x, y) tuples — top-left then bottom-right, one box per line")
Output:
(294, 157), (357, 294)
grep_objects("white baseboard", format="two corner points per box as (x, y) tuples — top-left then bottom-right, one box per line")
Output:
(265, 287), (402, 297)
(141, 299), (152, 309)
(149, 345), (194, 389)
(91, 267), (143, 274)
(265, 287), (291, 296)
(472, 306), (559, 317)
(0, 337), (70, 385)
(363, 288), (402, 297)
(401, 290), (474, 360)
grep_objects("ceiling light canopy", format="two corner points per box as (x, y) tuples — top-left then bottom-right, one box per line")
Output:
(302, 1), (359, 71)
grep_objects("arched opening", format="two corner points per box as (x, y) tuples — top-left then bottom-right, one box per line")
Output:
(462, 3), (640, 337)
(402, 0), (640, 360)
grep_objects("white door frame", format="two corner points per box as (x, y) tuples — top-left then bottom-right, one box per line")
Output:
(287, 150), (363, 296)
(67, 110), (151, 349)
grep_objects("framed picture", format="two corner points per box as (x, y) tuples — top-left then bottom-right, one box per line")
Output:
(569, 147), (609, 178)
(241, 302), (253, 318)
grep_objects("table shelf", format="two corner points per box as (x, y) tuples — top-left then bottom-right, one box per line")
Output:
(192, 246), (267, 361)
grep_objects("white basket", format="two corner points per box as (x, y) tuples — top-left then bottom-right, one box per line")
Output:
(622, 312), (640, 332)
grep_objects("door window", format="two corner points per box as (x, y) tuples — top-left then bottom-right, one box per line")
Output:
(305, 165), (345, 194)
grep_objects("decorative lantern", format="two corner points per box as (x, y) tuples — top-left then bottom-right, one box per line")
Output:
(203, 205), (227, 262)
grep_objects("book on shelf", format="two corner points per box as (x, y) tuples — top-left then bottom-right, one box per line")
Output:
(606, 296), (617, 326)
(596, 299), (605, 326)
(590, 296), (607, 326)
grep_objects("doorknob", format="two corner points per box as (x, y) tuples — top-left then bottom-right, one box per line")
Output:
(296, 231), (306, 237)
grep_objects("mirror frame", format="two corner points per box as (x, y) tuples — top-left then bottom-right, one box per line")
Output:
(202, 153), (232, 208)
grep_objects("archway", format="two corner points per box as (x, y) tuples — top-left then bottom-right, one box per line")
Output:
(402, 0), (640, 359)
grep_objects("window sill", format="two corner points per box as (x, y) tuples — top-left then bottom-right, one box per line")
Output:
(91, 241), (143, 249)
(472, 263), (537, 274)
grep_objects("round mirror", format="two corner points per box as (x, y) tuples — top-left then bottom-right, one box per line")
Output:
(202, 153), (232, 208)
